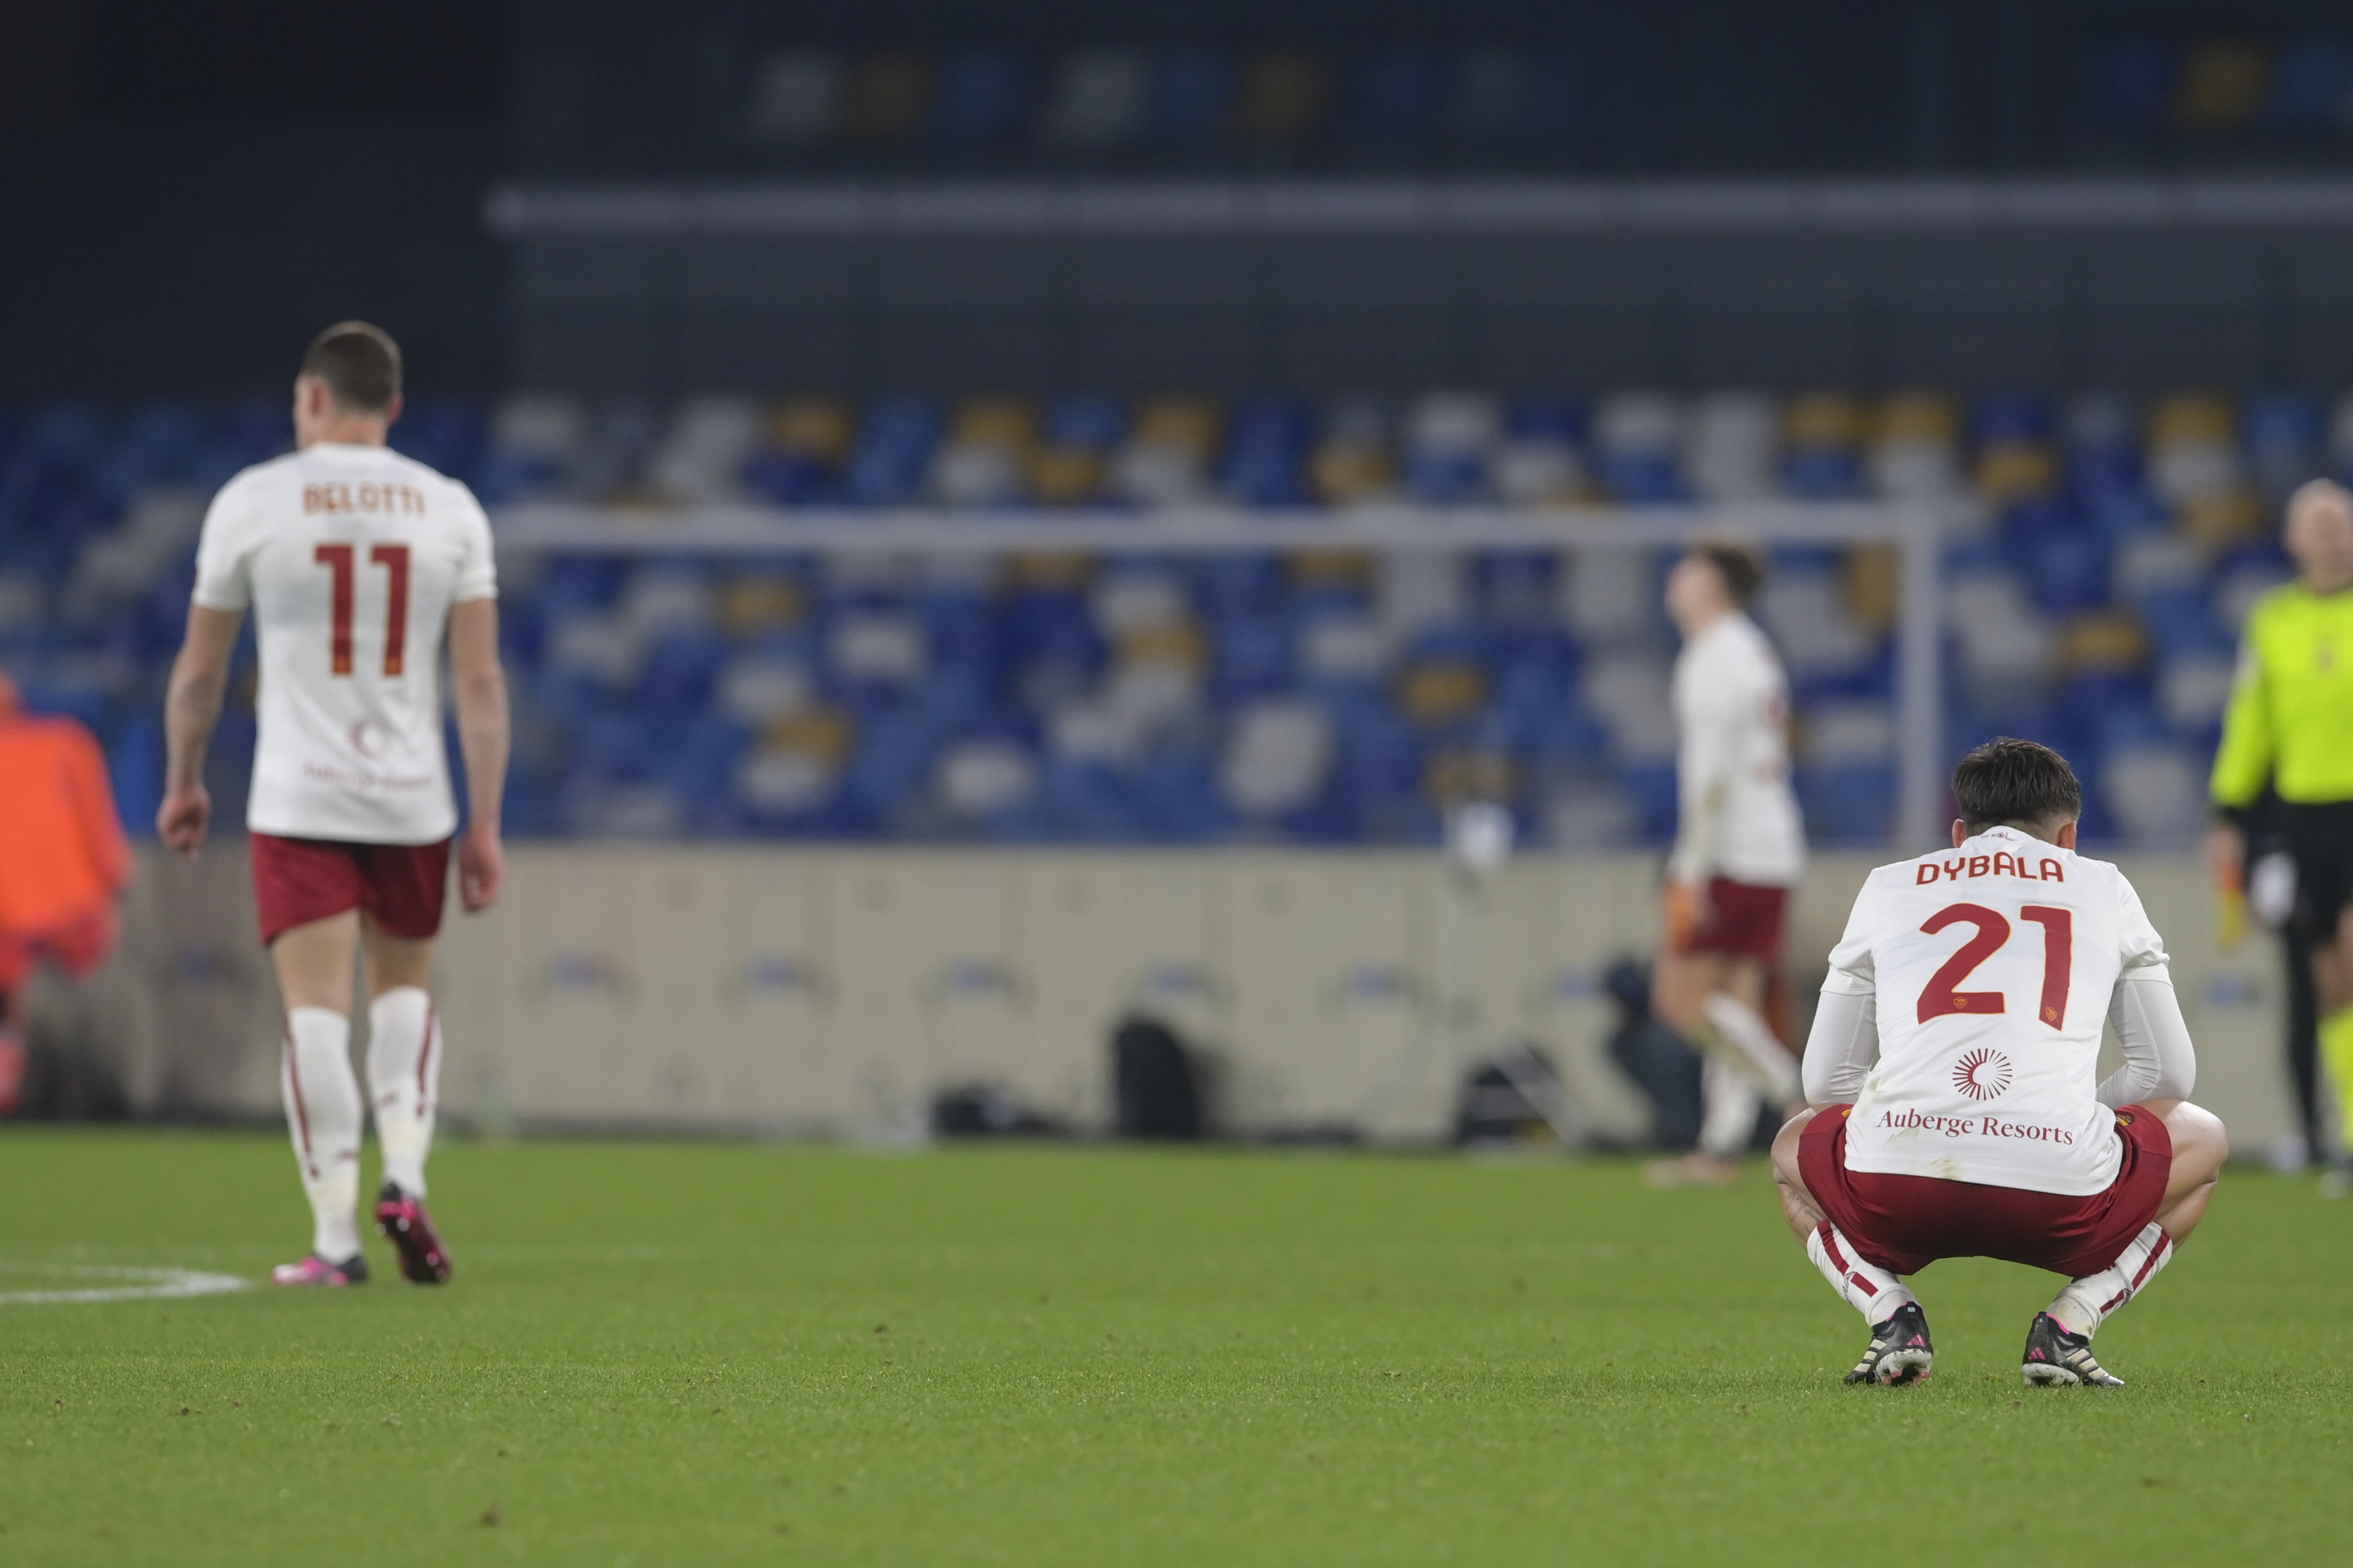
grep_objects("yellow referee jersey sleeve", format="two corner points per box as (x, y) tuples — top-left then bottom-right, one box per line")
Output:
(2210, 585), (2353, 809)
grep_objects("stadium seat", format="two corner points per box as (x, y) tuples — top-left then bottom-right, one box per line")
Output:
(1684, 393), (1780, 503)
(1220, 400), (1314, 507)
(1037, 51), (1151, 151)
(743, 51), (843, 147)
(1345, 52), (1443, 148)
(1780, 393), (1865, 499)
(1594, 393), (1683, 503)
(1403, 392), (1499, 503)
(930, 51), (1034, 150)
(2083, 40), (2175, 133)
(846, 399), (944, 506)
(1142, 53), (1234, 147)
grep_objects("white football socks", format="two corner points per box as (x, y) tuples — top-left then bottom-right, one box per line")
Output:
(1807, 1222), (1917, 1324)
(281, 1006), (363, 1262)
(1698, 1055), (1762, 1159)
(1701, 993), (1802, 1106)
(2048, 1222), (2173, 1338)
(367, 986), (440, 1199)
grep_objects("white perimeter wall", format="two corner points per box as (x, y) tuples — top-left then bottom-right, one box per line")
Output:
(49, 845), (2299, 1150)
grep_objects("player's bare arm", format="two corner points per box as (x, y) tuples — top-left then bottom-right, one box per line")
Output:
(448, 596), (509, 913)
(158, 604), (246, 856)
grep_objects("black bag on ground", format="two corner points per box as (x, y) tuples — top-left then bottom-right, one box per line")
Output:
(1111, 1015), (1202, 1139)
(930, 1083), (1069, 1139)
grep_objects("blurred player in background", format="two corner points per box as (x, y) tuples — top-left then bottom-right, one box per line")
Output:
(2208, 478), (2353, 1193)
(0, 672), (132, 1116)
(158, 322), (509, 1287)
(1647, 543), (1805, 1186)
(1777, 740), (2226, 1388)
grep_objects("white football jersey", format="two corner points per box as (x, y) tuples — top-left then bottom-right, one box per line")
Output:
(1820, 826), (2169, 1196)
(192, 442), (496, 845)
(1668, 611), (1805, 887)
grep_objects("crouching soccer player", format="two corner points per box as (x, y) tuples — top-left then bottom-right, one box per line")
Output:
(1772, 739), (2227, 1387)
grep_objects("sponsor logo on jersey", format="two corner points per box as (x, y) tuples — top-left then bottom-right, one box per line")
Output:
(1874, 1106), (2076, 1144)
(1951, 1047), (2012, 1102)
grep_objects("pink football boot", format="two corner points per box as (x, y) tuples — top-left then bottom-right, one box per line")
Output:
(374, 1182), (453, 1284)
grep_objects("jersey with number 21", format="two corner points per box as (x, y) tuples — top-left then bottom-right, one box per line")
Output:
(1820, 825), (2171, 1197)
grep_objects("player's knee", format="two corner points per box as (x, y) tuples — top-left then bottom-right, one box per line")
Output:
(2165, 1101), (2229, 1171)
(1769, 1111), (1811, 1177)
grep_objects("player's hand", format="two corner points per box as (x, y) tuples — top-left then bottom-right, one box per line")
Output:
(1662, 879), (1702, 952)
(2204, 822), (2246, 894)
(458, 824), (504, 913)
(156, 783), (211, 858)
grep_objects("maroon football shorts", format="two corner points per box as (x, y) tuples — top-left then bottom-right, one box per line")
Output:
(1798, 1102), (2173, 1278)
(1682, 876), (1788, 962)
(249, 832), (452, 946)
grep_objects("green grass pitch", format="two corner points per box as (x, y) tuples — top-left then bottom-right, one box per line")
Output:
(3, 1129), (2350, 1565)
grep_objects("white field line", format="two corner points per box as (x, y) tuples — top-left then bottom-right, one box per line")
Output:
(0, 1264), (251, 1305)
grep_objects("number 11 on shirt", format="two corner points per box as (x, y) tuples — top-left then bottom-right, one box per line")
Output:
(1916, 902), (2073, 1029)
(313, 542), (411, 677)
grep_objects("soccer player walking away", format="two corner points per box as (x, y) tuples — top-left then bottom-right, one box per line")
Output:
(1646, 543), (1806, 1187)
(2208, 478), (2353, 1195)
(158, 323), (509, 1288)
(1774, 739), (2227, 1388)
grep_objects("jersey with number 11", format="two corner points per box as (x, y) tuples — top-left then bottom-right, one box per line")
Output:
(1820, 825), (2171, 1196)
(193, 442), (497, 845)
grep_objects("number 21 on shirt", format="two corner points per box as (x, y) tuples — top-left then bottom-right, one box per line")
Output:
(1916, 902), (2073, 1029)
(314, 543), (410, 678)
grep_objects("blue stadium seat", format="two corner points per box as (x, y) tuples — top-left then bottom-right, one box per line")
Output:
(1972, 392), (2054, 448)
(1798, 764), (1895, 845)
(846, 399), (943, 506)
(1044, 396), (1125, 452)
(2245, 391), (2324, 495)
(1405, 446), (1487, 503)
(2266, 39), (2352, 128)
(2023, 514), (2111, 614)
(2083, 41), (2175, 133)
(1614, 763), (1679, 841)
(930, 52), (1035, 150)
(742, 448), (835, 506)
(1144, 53), (1234, 146)
(1209, 613), (1293, 701)
(390, 402), (485, 482)
(1345, 53), (1443, 147)
(1219, 400), (1314, 507)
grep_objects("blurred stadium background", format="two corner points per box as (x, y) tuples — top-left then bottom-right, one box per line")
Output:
(0, 0), (2336, 1148)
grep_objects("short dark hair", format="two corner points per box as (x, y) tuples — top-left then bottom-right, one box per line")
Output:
(1691, 542), (1765, 607)
(1953, 737), (2083, 834)
(300, 321), (401, 412)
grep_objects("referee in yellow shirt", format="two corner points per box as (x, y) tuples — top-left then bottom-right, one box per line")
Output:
(2210, 479), (2353, 1190)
